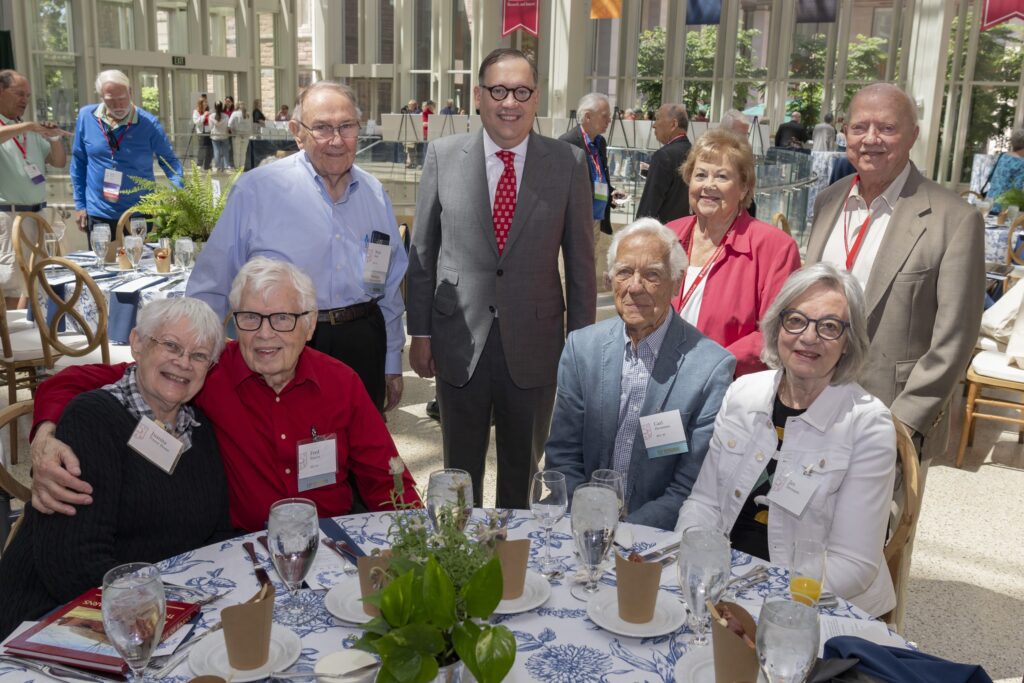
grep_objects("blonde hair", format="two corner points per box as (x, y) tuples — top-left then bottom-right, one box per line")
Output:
(680, 128), (757, 209)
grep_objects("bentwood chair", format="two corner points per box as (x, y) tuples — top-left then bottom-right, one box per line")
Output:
(0, 400), (33, 550)
(0, 294), (48, 465)
(957, 349), (1024, 468)
(1001, 215), (1024, 293)
(960, 190), (984, 202)
(881, 417), (920, 634)
(771, 211), (792, 236)
(12, 211), (61, 287)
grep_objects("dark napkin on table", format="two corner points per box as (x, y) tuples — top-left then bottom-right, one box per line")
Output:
(319, 517), (366, 557)
(821, 636), (994, 683)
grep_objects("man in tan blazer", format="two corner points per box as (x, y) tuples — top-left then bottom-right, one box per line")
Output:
(805, 83), (985, 464)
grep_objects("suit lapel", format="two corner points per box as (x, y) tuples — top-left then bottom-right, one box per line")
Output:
(465, 132), (500, 259)
(599, 323), (624, 470)
(806, 184), (846, 262)
(500, 132), (548, 257)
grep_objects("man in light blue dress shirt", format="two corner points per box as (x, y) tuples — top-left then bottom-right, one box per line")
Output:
(187, 82), (407, 411)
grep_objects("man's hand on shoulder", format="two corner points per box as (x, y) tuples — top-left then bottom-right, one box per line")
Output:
(30, 421), (93, 515)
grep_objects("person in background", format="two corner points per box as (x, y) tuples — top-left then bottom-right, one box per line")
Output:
(835, 114), (847, 151)
(439, 99), (456, 115)
(209, 101), (231, 171)
(228, 100), (249, 130)
(987, 128), (1024, 212)
(0, 68), (70, 309)
(421, 99), (435, 141)
(812, 112), (837, 152)
(71, 69), (182, 241)
(775, 111), (808, 149)
(223, 95), (235, 117)
(719, 109), (757, 217)
(677, 263), (897, 618)
(0, 297), (233, 639)
(635, 102), (691, 225)
(275, 104), (290, 122)
(251, 98), (266, 128)
(667, 127), (801, 376)
(192, 96), (213, 170)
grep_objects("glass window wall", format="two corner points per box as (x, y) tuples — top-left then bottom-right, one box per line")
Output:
(97, 0), (135, 50)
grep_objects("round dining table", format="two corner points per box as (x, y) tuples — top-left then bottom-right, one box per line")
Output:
(0, 510), (882, 682)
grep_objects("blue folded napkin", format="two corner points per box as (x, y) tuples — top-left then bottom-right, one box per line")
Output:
(319, 517), (366, 557)
(823, 636), (994, 683)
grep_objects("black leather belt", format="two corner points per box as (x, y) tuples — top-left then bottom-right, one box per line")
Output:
(316, 300), (378, 325)
(0, 202), (46, 212)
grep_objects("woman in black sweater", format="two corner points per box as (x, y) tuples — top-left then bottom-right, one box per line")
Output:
(0, 298), (234, 639)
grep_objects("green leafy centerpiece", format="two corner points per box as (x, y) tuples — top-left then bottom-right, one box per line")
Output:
(355, 461), (516, 683)
(126, 161), (241, 241)
(998, 188), (1024, 211)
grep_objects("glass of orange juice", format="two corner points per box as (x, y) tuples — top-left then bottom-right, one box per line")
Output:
(789, 538), (826, 607)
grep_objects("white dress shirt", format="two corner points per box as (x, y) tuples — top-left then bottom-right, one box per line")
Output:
(678, 265), (707, 327)
(482, 131), (527, 207)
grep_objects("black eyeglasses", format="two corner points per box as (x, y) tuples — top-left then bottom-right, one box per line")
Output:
(779, 310), (850, 341)
(479, 84), (535, 103)
(297, 121), (361, 141)
(233, 311), (311, 333)
(148, 337), (214, 366)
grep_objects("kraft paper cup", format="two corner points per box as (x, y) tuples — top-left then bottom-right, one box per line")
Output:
(710, 601), (759, 683)
(220, 583), (275, 670)
(495, 539), (530, 600)
(357, 554), (391, 617)
(614, 553), (661, 623)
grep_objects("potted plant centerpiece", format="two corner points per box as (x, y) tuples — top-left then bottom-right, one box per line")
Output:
(997, 188), (1024, 213)
(126, 161), (241, 242)
(355, 461), (516, 683)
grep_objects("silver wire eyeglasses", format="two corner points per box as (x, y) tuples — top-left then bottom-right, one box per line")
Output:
(298, 121), (361, 140)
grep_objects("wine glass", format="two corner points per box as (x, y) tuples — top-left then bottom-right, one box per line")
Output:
(123, 236), (143, 273)
(426, 468), (473, 533)
(569, 483), (619, 601)
(129, 217), (148, 239)
(677, 527), (731, 646)
(530, 471), (567, 578)
(91, 223), (111, 267)
(590, 469), (625, 521)
(173, 237), (195, 271)
(101, 562), (166, 683)
(756, 597), (820, 683)
(267, 497), (319, 616)
(46, 220), (66, 257)
(789, 538), (827, 607)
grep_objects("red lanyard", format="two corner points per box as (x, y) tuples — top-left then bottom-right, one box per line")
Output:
(580, 126), (605, 182)
(95, 115), (132, 157)
(666, 133), (687, 145)
(842, 174), (872, 270)
(0, 119), (27, 160)
(677, 216), (737, 312)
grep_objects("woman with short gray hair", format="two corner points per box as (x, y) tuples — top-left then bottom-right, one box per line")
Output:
(677, 263), (898, 617)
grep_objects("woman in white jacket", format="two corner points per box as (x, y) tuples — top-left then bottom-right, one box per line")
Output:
(676, 263), (897, 617)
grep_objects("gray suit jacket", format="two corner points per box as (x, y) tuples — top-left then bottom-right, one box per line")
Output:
(805, 164), (985, 459)
(407, 131), (596, 388)
(544, 315), (735, 530)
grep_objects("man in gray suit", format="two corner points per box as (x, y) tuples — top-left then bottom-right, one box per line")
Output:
(545, 219), (734, 531)
(805, 83), (985, 464)
(407, 48), (595, 508)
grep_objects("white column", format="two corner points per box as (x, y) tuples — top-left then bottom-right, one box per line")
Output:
(546, 0), (589, 118)
(903, 0), (954, 175)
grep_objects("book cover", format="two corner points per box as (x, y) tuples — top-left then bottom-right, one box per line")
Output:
(4, 587), (198, 674)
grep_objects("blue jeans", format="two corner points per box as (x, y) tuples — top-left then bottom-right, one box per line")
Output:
(212, 139), (231, 169)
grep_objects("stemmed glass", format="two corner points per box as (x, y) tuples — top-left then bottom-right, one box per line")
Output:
(123, 236), (144, 274)
(590, 469), (625, 521)
(756, 597), (820, 683)
(789, 539), (827, 607)
(129, 217), (148, 239)
(91, 223), (111, 268)
(267, 497), (319, 616)
(529, 471), (567, 578)
(677, 527), (731, 646)
(173, 237), (195, 271)
(101, 562), (166, 683)
(45, 220), (66, 257)
(426, 468), (473, 533)
(569, 483), (619, 601)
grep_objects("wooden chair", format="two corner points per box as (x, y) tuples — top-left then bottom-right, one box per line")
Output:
(1003, 215), (1024, 291)
(881, 417), (920, 634)
(956, 349), (1024, 467)
(0, 400), (33, 550)
(11, 211), (60, 287)
(0, 294), (48, 466)
(771, 211), (792, 236)
(116, 208), (149, 240)
(960, 190), (984, 202)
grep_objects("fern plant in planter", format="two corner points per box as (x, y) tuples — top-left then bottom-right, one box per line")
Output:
(126, 161), (241, 242)
(997, 188), (1024, 211)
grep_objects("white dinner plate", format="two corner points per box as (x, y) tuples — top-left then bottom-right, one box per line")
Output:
(325, 576), (373, 624)
(188, 624), (301, 682)
(141, 264), (184, 275)
(586, 589), (686, 638)
(102, 264), (137, 273)
(673, 645), (714, 683)
(494, 571), (552, 614)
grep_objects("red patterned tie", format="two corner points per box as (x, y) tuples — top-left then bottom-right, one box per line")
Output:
(492, 150), (517, 255)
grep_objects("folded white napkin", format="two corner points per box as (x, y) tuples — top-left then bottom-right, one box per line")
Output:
(113, 275), (166, 294)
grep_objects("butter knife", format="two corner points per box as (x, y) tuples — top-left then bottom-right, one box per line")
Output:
(0, 655), (117, 683)
(158, 277), (184, 291)
(242, 540), (272, 588)
(150, 623), (223, 680)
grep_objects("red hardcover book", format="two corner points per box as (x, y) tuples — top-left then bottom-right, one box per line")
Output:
(4, 587), (198, 674)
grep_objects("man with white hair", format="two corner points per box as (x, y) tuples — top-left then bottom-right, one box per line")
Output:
(28, 257), (419, 532)
(635, 102), (691, 224)
(70, 69), (182, 239)
(544, 218), (735, 531)
(720, 108), (751, 136)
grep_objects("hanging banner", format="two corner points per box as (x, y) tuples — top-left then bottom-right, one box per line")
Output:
(796, 0), (838, 24)
(591, 0), (623, 20)
(686, 0), (721, 26)
(982, 0), (1024, 31)
(502, 0), (540, 37)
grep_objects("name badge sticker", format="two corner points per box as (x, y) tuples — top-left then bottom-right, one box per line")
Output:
(23, 162), (45, 185)
(363, 242), (391, 286)
(297, 431), (338, 492)
(593, 181), (609, 201)
(102, 168), (123, 202)
(128, 416), (185, 474)
(767, 466), (818, 516)
(639, 410), (689, 458)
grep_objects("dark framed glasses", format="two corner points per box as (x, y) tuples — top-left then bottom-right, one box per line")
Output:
(233, 311), (311, 332)
(779, 309), (849, 341)
(479, 84), (535, 103)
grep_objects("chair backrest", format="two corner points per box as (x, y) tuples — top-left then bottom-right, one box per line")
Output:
(884, 417), (920, 607)
(1008, 214), (1024, 266)
(771, 212), (792, 236)
(0, 294), (15, 360)
(961, 189), (983, 201)
(11, 211), (56, 286)
(0, 400), (33, 507)
(26, 256), (111, 367)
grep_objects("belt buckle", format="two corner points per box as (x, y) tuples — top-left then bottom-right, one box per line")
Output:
(328, 308), (349, 325)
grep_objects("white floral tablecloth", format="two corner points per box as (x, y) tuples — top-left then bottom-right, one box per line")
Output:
(0, 510), (878, 682)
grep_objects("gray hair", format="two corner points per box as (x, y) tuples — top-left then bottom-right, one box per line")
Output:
(850, 83), (919, 123)
(228, 257), (318, 329)
(135, 297), (226, 362)
(0, 70), (25, 90)
(95, 70), (131, 94)
(760, 263), (869, 385)
(577, 93), (610, 118)
(720, 109), (750, 132)
(1011, 128), (1024, 152)
(293, 81), (363, 121)
(659, 103), (689, 132)
(607, 218), (687, 284)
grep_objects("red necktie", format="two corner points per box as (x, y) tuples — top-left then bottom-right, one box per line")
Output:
(493, 150), (517, 255)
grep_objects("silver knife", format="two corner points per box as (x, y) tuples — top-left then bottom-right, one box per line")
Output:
(158, 277), (184, 291)
(640, 540), (680, 561)
(0, 655), (118, 683)
(150, 623), (223, 679)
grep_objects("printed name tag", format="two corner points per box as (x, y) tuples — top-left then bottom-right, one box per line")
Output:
(639, 410), (689, 458)
(128, 416), (185, 474)
(363, 242), (391, 286)
(23, 162), (45, 185)
(593, 181), (609, 201)
(103, 168), (123, 202)
(767, 468), (818, 516)
(297, 434), (338, 492)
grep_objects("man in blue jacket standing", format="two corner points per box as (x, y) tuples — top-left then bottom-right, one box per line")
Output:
(71, 70), (182, 239)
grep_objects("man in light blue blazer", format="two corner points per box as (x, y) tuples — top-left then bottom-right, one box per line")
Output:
(545, 219), (735, 530)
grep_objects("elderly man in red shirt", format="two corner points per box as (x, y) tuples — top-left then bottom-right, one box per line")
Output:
(29, 257), (418, 531)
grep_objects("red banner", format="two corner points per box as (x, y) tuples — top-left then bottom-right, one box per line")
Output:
(591, 0), (623, 19)
(502, 0), (539, 37)
(982, 0), (1024, 30)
